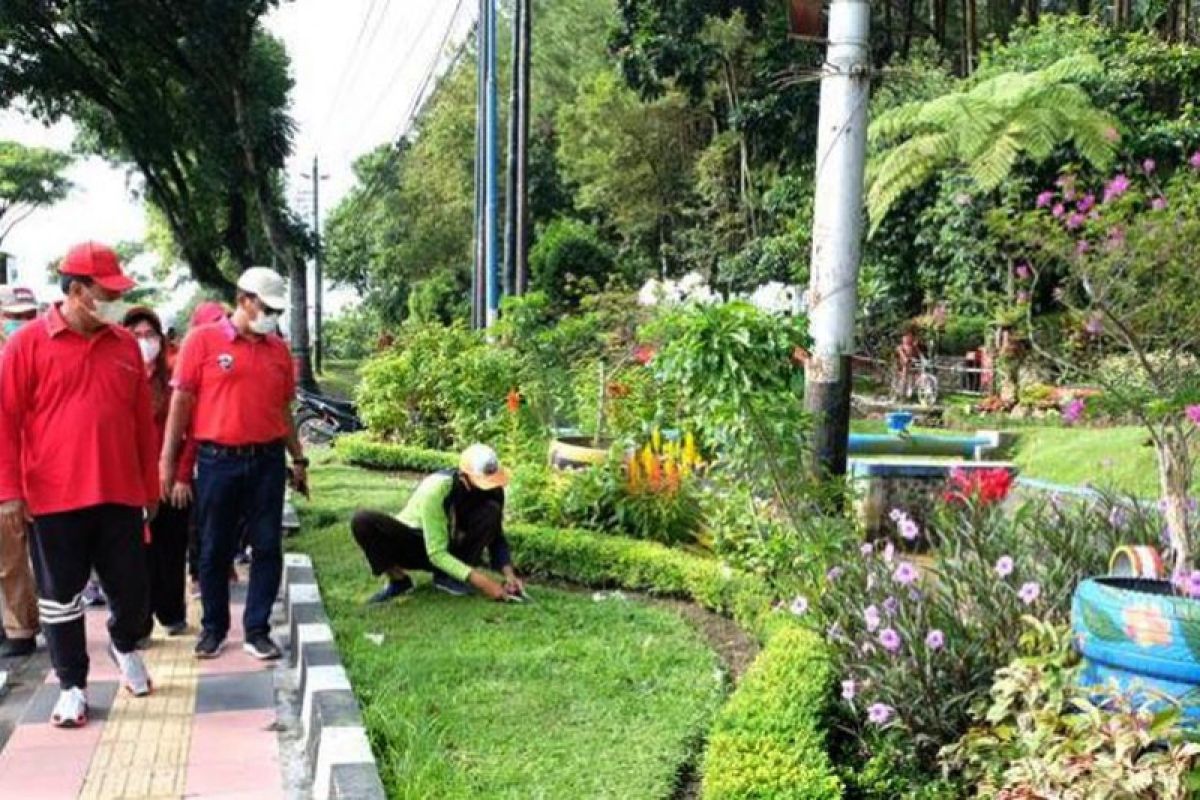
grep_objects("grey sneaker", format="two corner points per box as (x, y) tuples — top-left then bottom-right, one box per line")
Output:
(50, 687), (88, 728)
(110, 644), (152, 696)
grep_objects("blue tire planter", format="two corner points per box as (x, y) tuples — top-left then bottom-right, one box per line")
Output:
(1072, 577), (1200, 722)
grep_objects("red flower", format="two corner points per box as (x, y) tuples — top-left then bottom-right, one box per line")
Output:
(944, 468), (1014, 506)
(632, 344), (656, 366)
(506, 389), (521, 414)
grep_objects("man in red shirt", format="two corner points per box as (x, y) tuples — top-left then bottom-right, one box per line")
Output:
(160, 268), (308, 661)
(0, 242), (158, 727)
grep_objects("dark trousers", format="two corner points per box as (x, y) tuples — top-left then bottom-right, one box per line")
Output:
(29, 504), (149, 690)
(144, 500), (190, 631)
(195, 444), (285, 640)
(350, 499), (510, 577)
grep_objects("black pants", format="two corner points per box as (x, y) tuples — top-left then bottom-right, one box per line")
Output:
(351, 500), (510, 578)
(29, 504), (149, 690)
(144, 500), (190, 631)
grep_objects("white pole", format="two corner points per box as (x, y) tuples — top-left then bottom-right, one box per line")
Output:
(805, 0), (871, 477)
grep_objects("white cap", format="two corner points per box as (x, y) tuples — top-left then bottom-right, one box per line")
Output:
(0, 286), (38, 315)
(236, 267), (287, 312)
(458, 444), (509, 490)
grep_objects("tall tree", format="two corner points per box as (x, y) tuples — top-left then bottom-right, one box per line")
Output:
(0, 141), (72, 249)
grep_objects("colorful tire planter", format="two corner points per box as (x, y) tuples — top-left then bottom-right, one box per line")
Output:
(1072, 577), (1200, 722)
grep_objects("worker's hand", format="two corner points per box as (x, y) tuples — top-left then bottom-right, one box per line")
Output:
(483, 578), (509, 602)
(504, 575), (526, 598)
(169, 482), (194, 508)
(0, 499), (31, 540)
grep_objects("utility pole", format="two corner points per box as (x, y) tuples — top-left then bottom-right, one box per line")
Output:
(805, 0), (871, 479)
(484, 0), (500, 327)
(472, 0), (487, 329)
(504, 0), (532, 297)
(302, 155), (330, 373)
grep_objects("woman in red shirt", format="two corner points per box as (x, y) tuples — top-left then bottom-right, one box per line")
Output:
(124, 307), (190, 637)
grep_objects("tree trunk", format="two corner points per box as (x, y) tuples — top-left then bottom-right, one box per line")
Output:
(1156, 427), (1193, 573)
(902, 0), (917, 57)
(932, 0), (948, 45)
(962, 0), (978, 75)
(1026, 0), (1039, 24)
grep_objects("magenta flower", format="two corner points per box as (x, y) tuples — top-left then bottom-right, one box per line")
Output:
(860, 542), (874, 557)
(925, 629), (945, 650)
(1103, 173), (1131, 202)
(1152, 196), (1168, 211)
(1036, 190), (1055, 208)
(1187, 571), (1200, 599)
(1108, 506), (1129, 529)
(1143, 158), (1157, 174)
(879, 628), (902, 652)
(893, 562), (918, 586)
(1016, 290), (1030, 304)
(1191, 151), (1200, 170)
(995, 555), (1015, 578)
(1105, 226), (1126, 251)
(842, 679), (857, 700)
(1052, 203), (1066, 219)
(883, 542), (895, 563)
(864, 605), (881, 632)
(1077, 194), (1096, 213)
(1085, 315), (1103, 336)
(827, 566), (844, 582)
(1066, 212), (1085, 230)
(1019, 581), (1041, 605)
(1186, 405), (1200, 425)
(889, 508), (904, 522)
(867, 703), (893, 725)
(883, 596), (899, 615)
(1063, 397), (1086, 424)
(789, 596), (809, 616)
(898, 517), (920, 541)
(1015, 263), (1031, 280)
(1076, 240), (1091, 256)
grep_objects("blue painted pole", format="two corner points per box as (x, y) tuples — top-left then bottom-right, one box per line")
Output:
(472, 0), (486, 329)
(484, 0), (500, 327)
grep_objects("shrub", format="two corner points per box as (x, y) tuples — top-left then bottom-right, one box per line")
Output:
(337, 433), (457, 473)
(936, 314), (988, 355)
(529, 218), (615, 309)
(700, 627), (843, 800)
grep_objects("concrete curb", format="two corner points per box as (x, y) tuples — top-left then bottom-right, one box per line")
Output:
(283, 553), (386, 800)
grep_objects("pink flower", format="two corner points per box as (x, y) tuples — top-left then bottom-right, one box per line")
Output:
(1190, 151), (1200, 170)
(1066, 212), (1085, 230)
(1187, 571), (1200, 599)
(1052, 203), (1066, 219)
(827, 566), (844, 582)
(893, 562), (919, 585)
(842, 679), (857, 700)
(883, 542), (895, 563)
(898, 518), (920, 541)
(1143, 158), (1157, 174)
(995, 555), (1014, 578)
(860, 542), (874, 557)
(1103, 173), (1131, 203)
(1063, 397), (1086, 424)
(878, 628), (902, 652)
(1036, 190), (1055, 208)
(1015, 263), (1031, 280)
(925, 629), (945, 650)
(1077, 194), (1096, 213)
(1152, 196), (1168, 211)
(864, 605), (881, 632)
(1019, 581), (1041, 605)
(882, 596), (899, 615)
(867, 703), (893, 725)
(1085, 315), (1103, 336)
(1186, 405), (1200, 425)
(1016, 291), (1030, 304)
(1076, 240), (1091, 256)
(1105, 226), (1126, 251)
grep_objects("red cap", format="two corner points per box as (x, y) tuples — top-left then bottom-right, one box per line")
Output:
(191, 301), (227, 327)
(60, 242), (136, 293)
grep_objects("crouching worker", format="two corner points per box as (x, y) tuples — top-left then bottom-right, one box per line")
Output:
(352, 444), (524, 603)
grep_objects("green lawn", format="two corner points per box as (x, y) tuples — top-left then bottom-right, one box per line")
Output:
(291, 459), (726, 799)
(318, 358), (362, 400)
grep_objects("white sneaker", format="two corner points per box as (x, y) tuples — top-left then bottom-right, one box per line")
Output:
(110, 644), (153, 696)
(50, 687), (88, 728)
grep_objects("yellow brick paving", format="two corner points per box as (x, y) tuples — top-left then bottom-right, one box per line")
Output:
(77, 600), (202, 800)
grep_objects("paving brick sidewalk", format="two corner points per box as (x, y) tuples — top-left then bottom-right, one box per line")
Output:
(0, 574), (289, 799)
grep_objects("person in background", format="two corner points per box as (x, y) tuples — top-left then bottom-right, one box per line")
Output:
(160, 269), (308, 661)
(0, 242), (158, 727)
(894, 328), (924, 401)
(351, 444), (524, 603)
(124, 307), (190, 639)
(0, 286), (40, 658)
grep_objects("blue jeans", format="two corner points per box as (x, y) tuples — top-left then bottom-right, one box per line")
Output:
(195, 444), (286, 639)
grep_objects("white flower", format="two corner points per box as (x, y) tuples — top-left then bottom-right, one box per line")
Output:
(637, 279), (663, 307)
(678, 271), (706, 293)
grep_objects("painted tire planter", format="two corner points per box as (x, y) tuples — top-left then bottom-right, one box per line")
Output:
(1072, 577), (1200, 722)
(548, 437), (613, 471)
(1108, 545), (1164, 580)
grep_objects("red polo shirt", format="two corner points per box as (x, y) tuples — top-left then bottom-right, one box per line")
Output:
(0, 305), (159, 516)
(172, 317), (295, 446)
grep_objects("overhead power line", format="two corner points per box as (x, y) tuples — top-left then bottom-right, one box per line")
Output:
(314, 0), (389, 148)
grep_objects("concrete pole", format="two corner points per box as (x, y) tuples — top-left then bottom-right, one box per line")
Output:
(310, 155), (324, 374)
(805, 0), (871, 478)
(514, 0), (532, 295)
(472, 0), (487, 329)
(503, 0), (521, 299)
(484, 0), (501, 327)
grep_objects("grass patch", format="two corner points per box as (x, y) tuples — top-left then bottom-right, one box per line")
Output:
(292, 460), (726, 799)
(318, 358), (362, 400)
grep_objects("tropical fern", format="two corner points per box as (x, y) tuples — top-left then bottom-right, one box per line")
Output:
(866, 54), (1118, 235)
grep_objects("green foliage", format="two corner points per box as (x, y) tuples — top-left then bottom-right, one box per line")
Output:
(0, 140), (72, 243)
(700, 627), (843, 800)
(941, 619), (1200, 799)
(335, 433), (457, 473)
(322, 306), (381, 361)
(868, 54), (1119, 231)
(528, 217), (615, 308)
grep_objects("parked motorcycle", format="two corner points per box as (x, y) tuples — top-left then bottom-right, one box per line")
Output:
(295, 387), (364, 446)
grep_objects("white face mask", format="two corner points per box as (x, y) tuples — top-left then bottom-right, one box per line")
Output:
(249, 311), (279, 335)
(92, 298), (124, 324)
(138, 337), (162, 363)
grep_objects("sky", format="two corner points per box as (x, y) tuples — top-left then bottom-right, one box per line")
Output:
(0, 0), (474, 318)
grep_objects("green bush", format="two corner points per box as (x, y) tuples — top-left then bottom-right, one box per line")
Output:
(937, 315), (988, 355)
(337, 433), (457, 473)
(700, 627), (843, 800)
(529, 218), (615, 309)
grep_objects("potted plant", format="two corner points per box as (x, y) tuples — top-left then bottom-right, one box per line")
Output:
(1001, 157), (1200, 715)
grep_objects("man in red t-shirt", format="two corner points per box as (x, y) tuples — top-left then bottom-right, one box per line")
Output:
(160, 268), (308, 661)
(0, 242), (158, 727)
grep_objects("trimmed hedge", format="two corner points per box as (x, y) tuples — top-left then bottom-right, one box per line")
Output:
(336, 433), (457, 473)
(504, 523), (842, 799)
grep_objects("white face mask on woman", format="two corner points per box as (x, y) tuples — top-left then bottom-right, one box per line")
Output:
(138, 337), (162, 364)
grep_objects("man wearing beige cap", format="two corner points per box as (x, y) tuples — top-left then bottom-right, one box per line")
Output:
(0, 285), (40, 658)
(351, 444), (524, 603)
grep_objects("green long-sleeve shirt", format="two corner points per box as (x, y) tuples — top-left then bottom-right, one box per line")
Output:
(397, 472), (472, 581)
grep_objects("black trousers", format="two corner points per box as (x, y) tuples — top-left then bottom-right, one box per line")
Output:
(351, 500), (510, 578)
(29, 504), (149, 690)
(144, 500), (190, 631)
